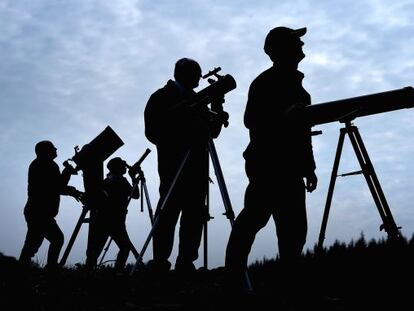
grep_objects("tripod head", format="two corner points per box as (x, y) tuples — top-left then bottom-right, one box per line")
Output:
(305, 86), (414, 126)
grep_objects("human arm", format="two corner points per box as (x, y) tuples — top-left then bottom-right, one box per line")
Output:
(129, 176), (140, 199)
(62, 186), (84, 202)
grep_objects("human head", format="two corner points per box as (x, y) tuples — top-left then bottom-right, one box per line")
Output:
(264, 26), (307, 64)
(174, 58), (202, 90)
(35, 140), (57, 160)
(107, 157), (127, 175)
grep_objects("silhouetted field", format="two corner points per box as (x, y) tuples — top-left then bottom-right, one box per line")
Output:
(1, 234), (413, 310)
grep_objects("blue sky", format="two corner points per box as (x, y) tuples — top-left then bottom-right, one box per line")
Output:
(1, 0), (413, 268)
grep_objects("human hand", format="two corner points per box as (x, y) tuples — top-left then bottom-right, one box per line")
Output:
(211, 96), (225, 111)
(72, 189), (84, 203)
(218, 110), (229, 127)
(62, 161), (78, 175)
(305, 171), (318, 192)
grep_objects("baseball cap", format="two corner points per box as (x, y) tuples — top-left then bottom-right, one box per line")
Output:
(264, 26), (307, 55)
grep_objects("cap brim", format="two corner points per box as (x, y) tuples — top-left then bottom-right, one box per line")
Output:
(292, 27), (307, 37)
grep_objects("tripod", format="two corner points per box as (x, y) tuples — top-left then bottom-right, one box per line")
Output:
(59, 162), (104, 268)
(98, 165), (155, 266)
(317, 120), (402, 249)
(130, 138), (253, 291)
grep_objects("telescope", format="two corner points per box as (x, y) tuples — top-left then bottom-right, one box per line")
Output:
(66, 126), (124, 170)
(192, 67), (236, 107)
(127, 148), (151, 178)
(310, 86), (414, 249)
(171, 67), (237, 112)
(305, 86), (414, 126)
(59, 126), (124, 267)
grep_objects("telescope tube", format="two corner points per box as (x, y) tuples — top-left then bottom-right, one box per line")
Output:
(190, 74), (237, 108)
(305, 86), (414, 126)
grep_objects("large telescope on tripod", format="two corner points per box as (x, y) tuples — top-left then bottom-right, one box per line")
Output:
(59, 126), (124, 266)
(305, 86), (414, 125)
(305, 86), (414, 248)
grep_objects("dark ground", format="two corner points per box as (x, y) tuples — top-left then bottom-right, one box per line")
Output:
(1, 235), (413, 311)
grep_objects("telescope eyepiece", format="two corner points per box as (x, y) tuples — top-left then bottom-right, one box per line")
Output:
(202, 67), (222, 79)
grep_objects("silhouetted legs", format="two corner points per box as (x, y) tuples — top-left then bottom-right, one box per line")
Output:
(86, 214), (135, 272)
(225, 182), (272, 275)
(109, 215), (135, 272)
(152, 188), (205, 271)
(152, 195), (182, 265)
(152, 149), (208, 272)
(273, 179), (307, 265)
(85, 215), (108, 269)
(225, 175), (306, 289)
(19, 215), (64, 269)
(176, 195), (205, 268)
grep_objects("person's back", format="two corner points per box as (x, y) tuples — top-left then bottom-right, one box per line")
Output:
(102, 171), (138, 218)
(145, 80), (208, 148)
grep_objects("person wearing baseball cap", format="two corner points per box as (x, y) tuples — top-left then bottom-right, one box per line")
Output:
(225, 26), (318, 294)
(84, 156), (140, 272)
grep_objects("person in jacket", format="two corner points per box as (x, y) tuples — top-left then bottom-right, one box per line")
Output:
(225, 26), (318, 290)
(144, 58), (227, 273)
(19, 140), (82, 270)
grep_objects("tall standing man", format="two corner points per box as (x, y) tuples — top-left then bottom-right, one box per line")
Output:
(225, 26), (317, 289)
(144, 58), (227, 273)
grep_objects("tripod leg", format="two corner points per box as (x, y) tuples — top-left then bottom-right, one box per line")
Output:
(59, 206), (89, 267)
(130, 150), (191, 275)
(142, 181), (155, 225)
(317, 128), (346, 249)
(203, 160), (210, 269)
(98, 237), (113, 266)
(347, 124), (401, 239)
(207, 139), (235, 224)
(140, 180), (155, 258)
(207, 139), (253, 292)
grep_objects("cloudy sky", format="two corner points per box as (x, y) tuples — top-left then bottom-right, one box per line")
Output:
(1, 0), (413, 269)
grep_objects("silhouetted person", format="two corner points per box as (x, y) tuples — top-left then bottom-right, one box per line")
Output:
(19, 140), (82, 270)
(85, 157), (139, 272)
(225, 26), (318, 291)
(144, 58), (227, 273)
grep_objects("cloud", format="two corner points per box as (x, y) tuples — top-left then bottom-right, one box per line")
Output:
(1, 0), (413, 267)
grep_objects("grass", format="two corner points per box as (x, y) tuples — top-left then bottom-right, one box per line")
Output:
(1, 234), (413, 310)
